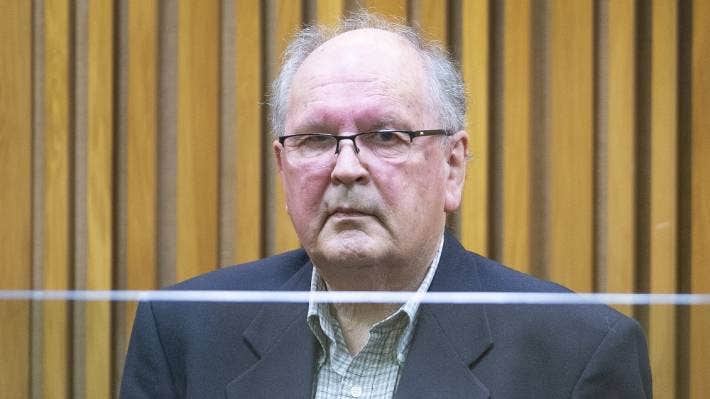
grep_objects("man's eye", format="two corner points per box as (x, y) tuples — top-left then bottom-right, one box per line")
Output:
(293, 135), (332, 147)
(376, 132), (396, 141)
(307, 135), (332, 143)
(368, 131), (408, 145)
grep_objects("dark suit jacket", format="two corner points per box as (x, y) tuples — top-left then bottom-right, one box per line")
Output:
(120, 234), (651, 398)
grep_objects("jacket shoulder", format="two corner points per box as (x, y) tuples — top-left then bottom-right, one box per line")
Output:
(468, 250), (631, 326)
(451, 247), (650, 397)
(167, 248), (311, 291)
(471, 252), (572, 293)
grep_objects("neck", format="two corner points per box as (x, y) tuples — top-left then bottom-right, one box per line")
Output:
(329, 302), (400, 354)
(317, 237), (441, 354)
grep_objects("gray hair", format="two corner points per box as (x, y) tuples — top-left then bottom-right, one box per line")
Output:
(269, 12), (467, 137)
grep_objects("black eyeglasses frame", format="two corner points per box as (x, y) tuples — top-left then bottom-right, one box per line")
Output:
(278, 129), (453, 155)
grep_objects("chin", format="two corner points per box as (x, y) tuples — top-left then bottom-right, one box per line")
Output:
(314, 234), (385, 267)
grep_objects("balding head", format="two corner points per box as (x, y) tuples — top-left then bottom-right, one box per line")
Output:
(285, 28), (434, 134)
(270, 12), (467, 137)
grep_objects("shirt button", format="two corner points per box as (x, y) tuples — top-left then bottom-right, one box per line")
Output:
(350, 385), (362, 398)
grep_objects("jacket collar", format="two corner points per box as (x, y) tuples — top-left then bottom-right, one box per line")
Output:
(226, 232), (493, 398)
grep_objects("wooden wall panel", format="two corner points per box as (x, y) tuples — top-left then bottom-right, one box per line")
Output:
(1, 2), (708, 396)
(0, 1), (32, 397)
(315, 0), (345, 25)
(548, 0), (594, 291)
(234, 0), (263, 263)
(690, 1), (710, 397)
(411, 0), (446, 42)
(85, 1), (114, 397)
(125, 0), (158, 338)
(42, 0), (73, 397)
(459, 0), (489, 257)
(501, 1), (531, 272)
(362, 0), (406, 18)
(605, 0), (635, 315)
(648, 1), (678, 397)
(176, 0), (220, 280)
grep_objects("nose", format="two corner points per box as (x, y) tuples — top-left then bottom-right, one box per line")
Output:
(330, 140), (369, 186)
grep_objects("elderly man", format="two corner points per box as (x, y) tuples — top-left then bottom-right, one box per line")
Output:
(121, 13), (651, 399)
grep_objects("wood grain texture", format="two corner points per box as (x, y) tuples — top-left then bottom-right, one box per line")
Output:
(126, 0), (158, 341)
(459, 0), (489, 256)
(271, 1), (302, 254)
(606, 0), (635, 316)
(690, 1), (710, 397)
(177, 0), (220, 280)
(410, 0), (446, 43)
(316, 0), (345, 26)
(2, 2), (709, 394)
(361, 0), (406, 19)
(42, 0), (73, 397)
(0, 1), (32, 397)
(648, 2), (678, 397)
(86, 0), (114, 397)
(548, 0), (593, 291)
(234, 0), (263, 263)
(501, 0), (531, 272)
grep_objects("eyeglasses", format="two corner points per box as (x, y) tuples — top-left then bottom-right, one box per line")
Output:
(278, 129), (452, 165)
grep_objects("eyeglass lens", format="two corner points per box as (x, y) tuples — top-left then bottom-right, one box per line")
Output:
(284, 131), (413, 164)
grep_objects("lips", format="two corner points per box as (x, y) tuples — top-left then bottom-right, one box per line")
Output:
(327, 204), (379, 222)
(329, 207), (371, 218)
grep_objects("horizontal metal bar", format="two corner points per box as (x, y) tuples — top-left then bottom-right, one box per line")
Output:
(0, 290), (709, 305)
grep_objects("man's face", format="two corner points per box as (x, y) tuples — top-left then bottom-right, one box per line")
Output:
(274, 29), (467, 276)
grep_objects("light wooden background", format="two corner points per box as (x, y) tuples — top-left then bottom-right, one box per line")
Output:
(1, 0), (708, 398)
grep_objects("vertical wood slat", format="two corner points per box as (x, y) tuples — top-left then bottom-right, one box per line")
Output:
(42, 0), (73, 397)
(177, 0), (220, 280)
(648, 1), (678, 397)
(86, 0), (114, 397)
(605, 0), (635, 315)
(691, 2), (710, 397)
(315, 0), (345, 26)
(501, 0), (531, 272)
(155, 0), (179, 288)
(548, 0), (594, 291)
(271, 1), (302, 254)
(125, 0), (158, 339)
(459, 0), (489, 257)
(234, 0), (263, 263)
(0, 1), (32, 397)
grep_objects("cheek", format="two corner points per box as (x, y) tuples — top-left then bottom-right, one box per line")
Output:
(282, 164), (330, 218)
(371, 166), (436, 215)
(378, 159), (446, 215)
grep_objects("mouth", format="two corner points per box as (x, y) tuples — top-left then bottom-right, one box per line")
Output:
(329, 207), (372, 219)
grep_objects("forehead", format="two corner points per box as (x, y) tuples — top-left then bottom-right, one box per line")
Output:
(286, 29), (433, 131)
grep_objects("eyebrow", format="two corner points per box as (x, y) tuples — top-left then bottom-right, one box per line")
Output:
(368, 117), (396, 131)
(292, 112), (410, 134)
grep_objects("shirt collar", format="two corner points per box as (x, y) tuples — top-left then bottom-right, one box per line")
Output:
(307, 235), (444, 365)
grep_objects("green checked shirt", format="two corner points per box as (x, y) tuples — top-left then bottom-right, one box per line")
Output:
(306, 237), (443, 399)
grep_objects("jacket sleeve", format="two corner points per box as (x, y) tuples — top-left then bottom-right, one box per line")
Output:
(120, 301), (180, 398)
(571, 316), (652, 398)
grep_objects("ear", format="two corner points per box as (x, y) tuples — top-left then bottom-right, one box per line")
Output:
(273, 139), (290, 215)
(273, 138), (285, 173)
(444, 130), (468, 212)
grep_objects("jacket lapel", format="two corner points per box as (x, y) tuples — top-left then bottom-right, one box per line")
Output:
(395, 234), (493, 398)
(225, 263), (317, 399)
